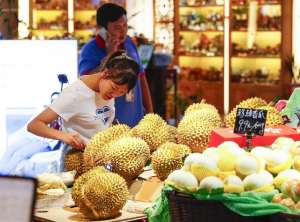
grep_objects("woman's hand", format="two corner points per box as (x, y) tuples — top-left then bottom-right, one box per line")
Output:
(62, 132), (86, 150)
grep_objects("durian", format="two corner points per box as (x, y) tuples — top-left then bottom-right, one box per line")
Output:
(151, 142), (191, 180)
(235, 154), (264, 177)
(271, 137), (295, 153)
(177, 105), (222, 153)
(225, 97), (268, 127)
(104, 137), (151, 181)
(165, 169), (198, 192)
(72, 167), (108, 208)
(224, 175), (244, 193)
(167, 125), (177, 143)
(257, 105), (283, 127)
(203, 147), (219, 162)
(131, 114), (173, 152)
(236, 97), (268, 108)
(72, 167), (129, 220)
(273, 169), (300, 189)
(243, 172), (274, 192)
(83, 124), (130, 171)
(182, 108), (222, 128)
(293, 155), (300, 171)
(199, 176), (224, 192)
(64, 149), (84, 176)
(250, 146), (272, 162)
(184, 102), (219, 116)
(184, 153), (219, 181)
(217, 141), (245, 172)
(266, 150), (293, 174)
(281, 180), (300, 202)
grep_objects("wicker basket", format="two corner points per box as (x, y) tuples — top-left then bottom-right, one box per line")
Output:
(166, 191), (300, 222)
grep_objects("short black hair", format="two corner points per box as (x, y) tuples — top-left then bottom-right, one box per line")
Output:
(96, 3), (127, 29)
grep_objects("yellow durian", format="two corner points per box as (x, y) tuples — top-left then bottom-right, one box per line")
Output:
(131, 114), (172, 152)
(152, 142), (191, 180)
(104, 137), (151, 181)
(83, 124), (130, 171)
(72, 167), (129, 220)
(64, 149), (84, 176)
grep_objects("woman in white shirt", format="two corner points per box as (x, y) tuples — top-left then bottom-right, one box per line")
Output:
(0, 51), (139, 176)
(27, 50), (139, 150)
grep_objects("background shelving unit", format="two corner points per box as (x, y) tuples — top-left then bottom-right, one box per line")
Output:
(172, 0), (292, 114)
(229, 0), (289, 110)
(29, 0), (125, 43)
(174, 0), (225, 114)
(30, 0), (68, 39)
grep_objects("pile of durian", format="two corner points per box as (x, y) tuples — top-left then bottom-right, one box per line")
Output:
(165, 137), (300, 211)
(66, 102), (223, 219)
(225, 97), (283, 127)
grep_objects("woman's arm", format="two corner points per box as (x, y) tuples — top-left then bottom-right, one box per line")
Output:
(140, 74), (154, 113)
(27, 108), (85, 150)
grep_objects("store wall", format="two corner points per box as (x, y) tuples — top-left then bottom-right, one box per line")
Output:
(0, 0), (18, 39)
(126, 0), (153, 40)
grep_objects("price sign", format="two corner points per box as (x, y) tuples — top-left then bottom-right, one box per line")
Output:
(233, 108), (268, 136)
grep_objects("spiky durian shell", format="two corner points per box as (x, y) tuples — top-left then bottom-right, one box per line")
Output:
(184, 103), (219, 116)
(64, 149), (84, 176)
(183, 108), (222, 128)
(72, 167), (129, 220)
(131, 113), (172, 152)
(257, 105), (283, 126)
(152, 142), (191, 180)
(226, 100), (283, 128)
(83, 124), (130, 172)
(236, 97), (267, 108)
(177, 118), (216, 153)
(167, 125), (177, 143)
(104, 137), (151, 181)
(225, 107), (237, 128)
(71, 167), (108, 207)
(225, 97), (268, 127)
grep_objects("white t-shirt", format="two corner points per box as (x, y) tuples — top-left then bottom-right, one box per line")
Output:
(49, 80), (115, 144)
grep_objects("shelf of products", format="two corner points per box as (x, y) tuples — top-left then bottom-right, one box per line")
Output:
(74, 0), (98, 45)
(31, 0), (68, 39)
(175, 0), (225, 113)
(28, 0), (125, 42)
(171, 0), (291, 114)
(229, 0), (283, 109)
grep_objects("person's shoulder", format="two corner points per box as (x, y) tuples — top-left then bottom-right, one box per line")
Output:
(60, 80), (94, 103)
(125, 36), (137, 48)
(80, 38), (98, 54)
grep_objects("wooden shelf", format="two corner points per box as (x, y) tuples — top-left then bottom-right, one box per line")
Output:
(180, 54), (223, 58)
(231, 29), (281, 32)
(180, 29), (223, 33)
(33, 9), (66, 12)
(231, 55), (280, 59)
(32, 28), (67, 31)
(231, 82), (280, 87)
(232, 2), (281, 6)
(74, 29), (94, 31)
(179, 4), (224, 7)
(74, 9), (96, 12)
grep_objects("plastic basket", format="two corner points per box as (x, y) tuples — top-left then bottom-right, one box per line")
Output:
(166, 191), (300, 222)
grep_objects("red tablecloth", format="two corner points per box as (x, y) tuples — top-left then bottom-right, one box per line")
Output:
(208, 125), (300, 148)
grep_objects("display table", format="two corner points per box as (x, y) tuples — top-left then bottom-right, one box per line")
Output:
(35, 207), (147, 222)
(34, 191), (150, 222)
(208, 125), (300, 147)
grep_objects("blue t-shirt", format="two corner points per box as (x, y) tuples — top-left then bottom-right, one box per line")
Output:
(78, 35), (145, 127)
